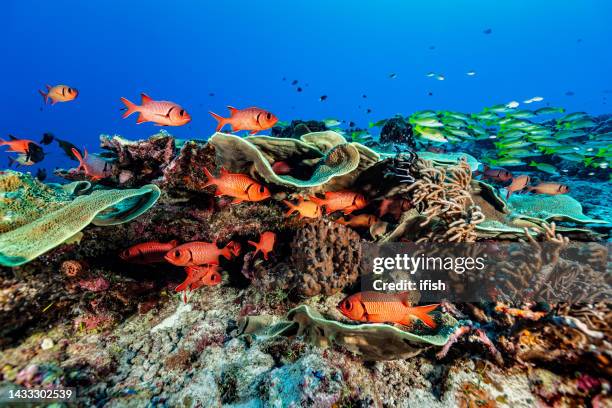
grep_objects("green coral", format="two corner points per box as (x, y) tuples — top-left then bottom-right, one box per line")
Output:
(0, 171), (160, 267)
(508, 193), (609, 225)
(209, 132), (372, 189)
(276, 305), (456, 361)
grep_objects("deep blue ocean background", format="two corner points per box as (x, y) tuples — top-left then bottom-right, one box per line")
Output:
(4, 0), (612, 175)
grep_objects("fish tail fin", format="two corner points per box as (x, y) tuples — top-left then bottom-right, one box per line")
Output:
(407, 304), (439, 329)
(71, 148), (86, 171)
(39, 89), (49, 104)
(7, 156), (16, 168)
(202, 166), (216, 188)
(247, 240), (261, 256)
(168, 239), (179, 247)
(176, 267), (195, 292)
(282, 200), (296, 216)
(220, 244), (233, 260)
(0, 138), (6, 146)
(209, 111), (227, 132)
(120, 97), (139, 119)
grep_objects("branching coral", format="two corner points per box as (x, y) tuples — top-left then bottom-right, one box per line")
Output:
(385, 158), (485, 242)
(495, 223), (610, 304)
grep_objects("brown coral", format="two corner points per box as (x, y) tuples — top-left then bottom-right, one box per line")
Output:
(289, 219), (362, 297)
(248, 219), (362, 298)
(162, 141), (217, 192)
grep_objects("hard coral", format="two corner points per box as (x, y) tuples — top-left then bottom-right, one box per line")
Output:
(162, 141), (217, 192)
(60, 260), (84, 277)
(100, 133), (176, 186)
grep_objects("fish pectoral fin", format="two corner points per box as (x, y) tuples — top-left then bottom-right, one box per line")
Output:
(136, 114), (147, 124)
(249, 130), (259, 135)
(231, 198), (243, 204)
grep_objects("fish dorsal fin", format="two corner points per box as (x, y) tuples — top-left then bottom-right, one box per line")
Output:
(140, 93), (153, 105)
(227, 106), (238, 116)
(8, 134), (17, 140)
(397, 292), (412, 307)
(219, 167), (229, 176)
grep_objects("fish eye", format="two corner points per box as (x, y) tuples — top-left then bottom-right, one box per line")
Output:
(259, 185), (266, 193)
(174, 250), (181, 257)
(211, 275), (218, 281)
(266, 113), (271, 120)
(179, 109), (185, 116)
(68, 88), (73, 93)
(344, 300), (352, 310)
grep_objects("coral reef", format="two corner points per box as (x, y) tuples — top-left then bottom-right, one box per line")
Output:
(0, 172), (160, 266)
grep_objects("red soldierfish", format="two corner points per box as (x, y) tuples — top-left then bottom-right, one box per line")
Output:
(527, 182), (570, 195)
(164, 241), (240, 266)
(72, 148), (114, 180)
(203, 167), (271, 204)
(378, 197), (411, 220)
(120, 93), (191, 126)
(39, 84), (78, 104)
(283, 197), (322, 219)
(119, 240), (179, 264)
(175, 265), (222, 303)
(248, 231), (276, 260)
(209, 106), (278, 135)
(308, 191), (367, 215)
(336, 214), (378, 228)
(482, 166), (513, 182)
(337, 291), (439, 329)
(1, 136), (45, 164)
(506, 175), (530, 199)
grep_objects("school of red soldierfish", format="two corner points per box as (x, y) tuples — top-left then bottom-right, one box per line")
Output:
(3, 84), (573, 327)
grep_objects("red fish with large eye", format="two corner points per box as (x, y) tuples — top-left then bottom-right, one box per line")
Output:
(248, 231), (276, 260)
(164, 241), (240, 266)
(39, 84), (78, 104)
(209, 106), (278, 135)
(506, 175), (530, 199)
(119, 240), (178, 264)
(120, 93), (191, 126)
(71, 148), (114, 180)
(309, 191), (367, 215)
(337, 291), (439, 329)
(203, 167), (270, 204)
(482, 166), (513, 183)
(527, 182), (570, 195)
(175, 264), (222, 303)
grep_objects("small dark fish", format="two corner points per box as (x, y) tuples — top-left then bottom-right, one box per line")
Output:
(428, 92), (433, 96)
(362, 94), (367, 98)
(56, 138), (81, 161)
(389, 73), (397, 79)
(577, 38), (583, 43)
(291, 80), (298, 86)
(36, 168), (47, 181)
(565, 91), (575, 96)
(209, 93), (215, 97)
(349, 121), (355, 127)
(366, 108), (372, 114)
(483, 28), (492, 34)
(319, 95), (328, 101)
(40, 132), (55, 145)
(282, 77), (286, 81)
(297, 87), (303, 92)
(428, 45), (436, 50)
(28, 143), (45, 163)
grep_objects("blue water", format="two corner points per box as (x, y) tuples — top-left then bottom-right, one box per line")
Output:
(4, 0), (612, 174)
